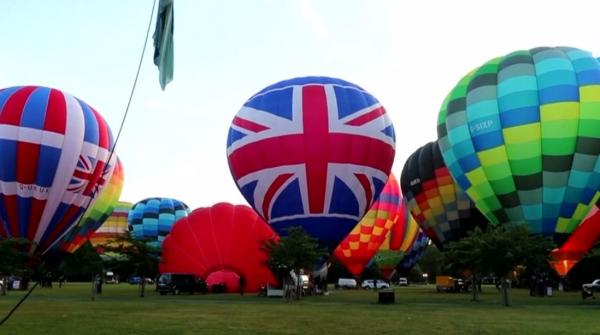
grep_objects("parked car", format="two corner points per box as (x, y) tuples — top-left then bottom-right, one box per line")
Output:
(361, 279), (390, 289)
(128, 276), (154, 285)
(336, 278), (358, 289)
(157, 273), (207, 295)
(6, 276), (28, 290)
(128, 276), (141, 285)
(397, 277), (409, 286)
(582, 279), (600, 291)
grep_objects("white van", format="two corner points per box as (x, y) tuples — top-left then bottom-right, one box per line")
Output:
(337, 278), (357, 289)
(105, 271), (118, 284)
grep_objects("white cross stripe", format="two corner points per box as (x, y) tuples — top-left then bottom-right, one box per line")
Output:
(0, 124), (64, 148)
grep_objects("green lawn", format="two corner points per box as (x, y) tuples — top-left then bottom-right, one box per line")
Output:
(0, 283), (599, 335)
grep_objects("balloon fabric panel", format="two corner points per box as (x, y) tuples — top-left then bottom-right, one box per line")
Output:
(333, 174), (401, 277)
(397, 229), (430, 272)
(371, 200), (419, 279)
(438, 47), (600, 245)
(0, 86), (114, 254)
(89, 201), (132, 248)
(226, 76), (396, 251)
(398, 210), (421, 253)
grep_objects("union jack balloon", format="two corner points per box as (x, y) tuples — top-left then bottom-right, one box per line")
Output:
(0, 86), (115, 254)
(226, 77), (396, 250)
(57, 157), (123, 253)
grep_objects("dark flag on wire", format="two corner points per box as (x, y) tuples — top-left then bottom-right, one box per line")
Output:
(153, 0), (174, 90)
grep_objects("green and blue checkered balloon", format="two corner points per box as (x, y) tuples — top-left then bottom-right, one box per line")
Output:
(128, 197), (190, 250)
(437, 47), (600, 246)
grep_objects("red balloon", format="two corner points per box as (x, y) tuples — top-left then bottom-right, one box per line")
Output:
(548, 204), (600, 276)
(159, 203), (278, 293)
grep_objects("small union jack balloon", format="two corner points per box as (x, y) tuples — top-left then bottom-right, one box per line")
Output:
(0, 86), (115, 254)
(57, 157), (123, 254)
(227, 77), (396, 251)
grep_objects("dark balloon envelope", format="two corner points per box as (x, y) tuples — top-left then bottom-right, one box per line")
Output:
(159, 203), (278, 293)
(226, 76), (396, 252)
(0, 86), (115, 254)
(400, 141), (487, 248)
(437, 47), (600, 245)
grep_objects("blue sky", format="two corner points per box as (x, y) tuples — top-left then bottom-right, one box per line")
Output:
(2, 0), (600, 209)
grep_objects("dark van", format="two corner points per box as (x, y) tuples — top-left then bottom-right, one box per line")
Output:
(157, 273), (207, 295)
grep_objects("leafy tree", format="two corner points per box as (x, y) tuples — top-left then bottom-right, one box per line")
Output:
(445, 224), (554, 306)
(105, 234), (159, 298)
(417, 244), (445, 284)
(0, 238), (31, 295)
(405, 264), (425, 284)
(53, 243), (104, 300)
(57, 243), (103, 281)
(262, 226), (326, 301)
(326, 258), (353, 284)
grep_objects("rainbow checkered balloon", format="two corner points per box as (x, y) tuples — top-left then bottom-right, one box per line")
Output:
(333, 174), (401, 277)
(57, 157), (124, 253)
(437, 47), (600, 245)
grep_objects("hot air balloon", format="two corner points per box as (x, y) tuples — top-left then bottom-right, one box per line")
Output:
(57, 158), (124, 253)
(128, 198), (189, 250)
(548, 200), (600, 276)
(159, 203), (278, 293)
(226, 76), (396, 251)
(333, 174), (401, 277)
(0, 86), (114, 254)
(89, 201), (132, 249)
(371, 205), (420, 279)
(437, 47), (600, 244)
(396, 229), (430, 273)
(400, 141), (487, 248)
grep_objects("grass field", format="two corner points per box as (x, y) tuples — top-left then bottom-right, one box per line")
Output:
(1, 283), (599, 335)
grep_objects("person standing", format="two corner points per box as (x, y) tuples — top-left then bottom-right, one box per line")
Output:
(239, 276), (246, 296)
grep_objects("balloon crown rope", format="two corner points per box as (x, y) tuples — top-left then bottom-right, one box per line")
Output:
(0, 0), (159, 327)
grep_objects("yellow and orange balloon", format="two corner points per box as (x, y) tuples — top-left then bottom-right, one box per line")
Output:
(334, 174), (402, 277)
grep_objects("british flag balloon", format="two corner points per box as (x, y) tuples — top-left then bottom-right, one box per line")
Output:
(0, 86), (114, 254)
(226, 77), (396, 250)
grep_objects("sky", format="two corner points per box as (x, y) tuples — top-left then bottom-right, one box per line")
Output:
(1, 0), (600, 210)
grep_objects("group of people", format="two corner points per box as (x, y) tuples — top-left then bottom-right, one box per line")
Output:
(529, 275), (555, 297)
